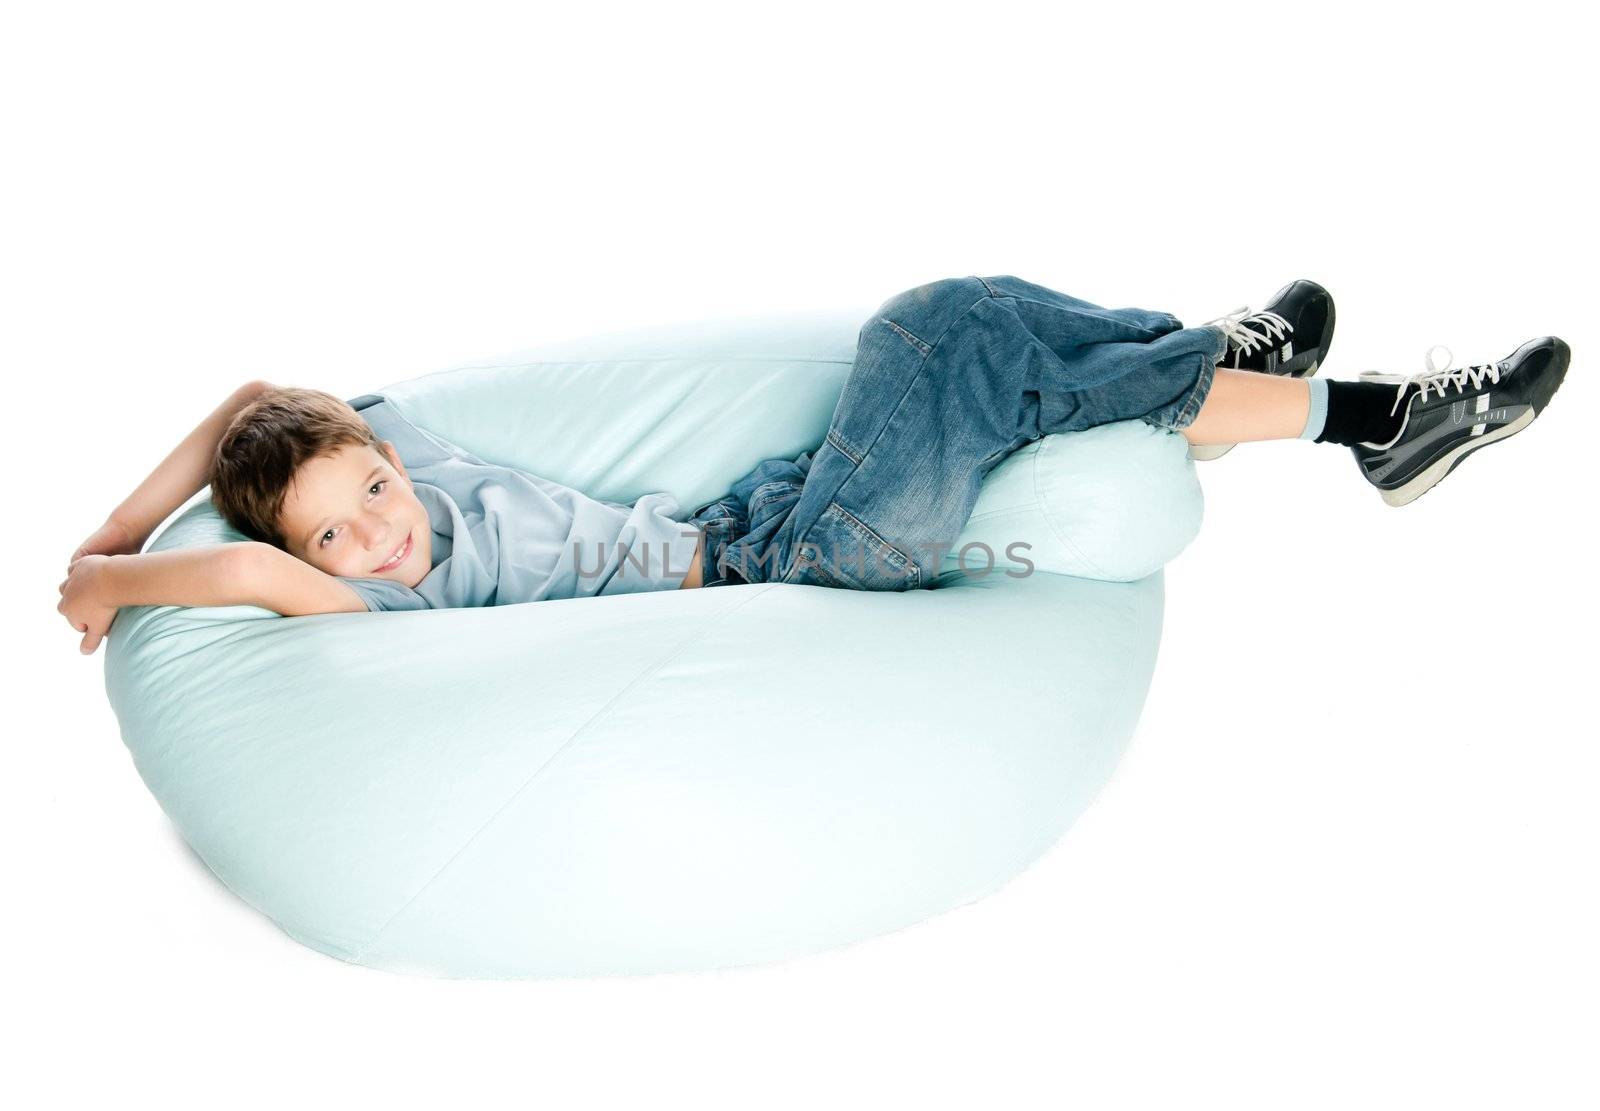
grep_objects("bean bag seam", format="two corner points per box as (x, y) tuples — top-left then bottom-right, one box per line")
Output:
(962, 506), (1028, 524)
(944, 566), (1160, 914)
(397, 356), (857, 385)
(1031, 437), (1111, 580)
(347, 584), (784, 963)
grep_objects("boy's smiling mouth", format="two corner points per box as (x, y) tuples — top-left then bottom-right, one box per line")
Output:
(373, 532), (412, 573)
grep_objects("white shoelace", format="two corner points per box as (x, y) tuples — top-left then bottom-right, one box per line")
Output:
(1362, 345), (1506, 417)
(1205, 306), (1294, 358)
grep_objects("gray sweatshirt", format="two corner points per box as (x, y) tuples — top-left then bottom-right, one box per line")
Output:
(336, 393), (701, 611)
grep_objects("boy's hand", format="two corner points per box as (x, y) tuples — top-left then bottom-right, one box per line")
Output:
(71, 518), (144, 564)
(57, 555), (120, 655)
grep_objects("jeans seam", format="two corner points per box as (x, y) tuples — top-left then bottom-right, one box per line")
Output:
(884, 279), (992, 367)
(749, 481), (801, 515)
(825, 428), (863, 466)
(992, 295), (1172, 341)
(852, 289), (991, 470)
(826, 503), (921, 588)
(785, 286), (988, 577)
(882, 317), (932, 356)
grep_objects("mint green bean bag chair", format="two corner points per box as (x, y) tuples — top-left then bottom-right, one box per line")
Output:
(104, 311), (1204, 979)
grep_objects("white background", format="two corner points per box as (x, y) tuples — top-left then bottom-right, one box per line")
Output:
(7, 1), (1595, 1107)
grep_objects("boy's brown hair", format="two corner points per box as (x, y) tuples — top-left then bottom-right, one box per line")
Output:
(210, 387), (381, 549)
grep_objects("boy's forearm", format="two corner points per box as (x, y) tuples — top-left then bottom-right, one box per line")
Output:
(105, 380), (272, 544)
(101, 544), (258, 609)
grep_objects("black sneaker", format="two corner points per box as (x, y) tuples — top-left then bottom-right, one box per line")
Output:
(1190, 278), (1336, 461)
(1352, 336), (1570, 506)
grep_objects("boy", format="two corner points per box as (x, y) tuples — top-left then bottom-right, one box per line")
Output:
(59, 276), (1570, 654)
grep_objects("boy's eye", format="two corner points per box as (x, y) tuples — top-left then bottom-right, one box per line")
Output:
(317, 481), (389, 548)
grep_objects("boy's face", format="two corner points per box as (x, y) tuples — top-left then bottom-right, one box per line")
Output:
(276, 441), (433, 587)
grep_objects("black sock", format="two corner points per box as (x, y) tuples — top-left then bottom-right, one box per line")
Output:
(1316, 380), (1409, 447)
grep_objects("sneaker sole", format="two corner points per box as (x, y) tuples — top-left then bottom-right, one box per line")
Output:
(1187, 359), (1322, 461)
(1374, 335), (1569, 506)
(1377, 406), (1536, 506)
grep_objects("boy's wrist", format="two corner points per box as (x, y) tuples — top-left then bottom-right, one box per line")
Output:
(102, 514), (148, 549)
(92, 549), (153, 610)
(79, 554), (122, 608)
(100, 551), (155, 608)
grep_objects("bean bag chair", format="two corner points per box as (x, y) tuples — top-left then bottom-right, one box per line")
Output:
(103, 310), (1204, 979)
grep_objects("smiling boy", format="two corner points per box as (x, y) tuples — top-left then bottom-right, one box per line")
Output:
(61, 275), (1571, 656)
(276, 440), (436, 588)
(58, 383), (709, 651)
(221, 388), (705, 614)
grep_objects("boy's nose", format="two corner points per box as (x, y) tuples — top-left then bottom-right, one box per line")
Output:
(356, 517), (393, 550)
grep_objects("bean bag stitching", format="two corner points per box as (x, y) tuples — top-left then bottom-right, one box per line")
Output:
(935, 570), (1159, 920)
(1032, 435), (1111, 581)
(347, 583), (784, 963)
(395, 356), (857, 386)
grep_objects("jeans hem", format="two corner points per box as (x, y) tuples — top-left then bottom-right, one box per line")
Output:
(1155, 326), (1226, 431)
(1172, 353), (1216, 430)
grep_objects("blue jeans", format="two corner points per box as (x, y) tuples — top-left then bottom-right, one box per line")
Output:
(687, 275), (1227, 591)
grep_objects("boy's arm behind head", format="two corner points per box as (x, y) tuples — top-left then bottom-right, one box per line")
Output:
(89, 541), (327, 613)
(105, 381), (274, 550)
(241, 543), (370, 616)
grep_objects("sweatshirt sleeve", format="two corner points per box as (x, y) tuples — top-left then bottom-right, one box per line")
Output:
(336, 575), (432, 612)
